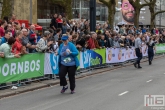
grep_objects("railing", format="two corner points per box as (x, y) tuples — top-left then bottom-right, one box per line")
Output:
(0, 44), (165, 89)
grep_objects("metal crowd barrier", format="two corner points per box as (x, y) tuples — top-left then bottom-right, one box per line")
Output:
(0, 53), (164, 90)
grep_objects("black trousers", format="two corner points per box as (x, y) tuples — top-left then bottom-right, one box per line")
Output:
(59, 64), (77, 91)
(135, 48), (142, 65)
(148, 48), (154, 61)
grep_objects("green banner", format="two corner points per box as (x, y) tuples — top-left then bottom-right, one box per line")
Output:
(94, 48), (106, 64)
(0, 53), (44, 83)
(156, 44), (165, 54)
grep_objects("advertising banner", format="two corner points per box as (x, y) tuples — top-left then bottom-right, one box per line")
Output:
(44, 53), (59, 75)
(80, 49), (106, 68)
(106, 47), (137, 63)
(155, 44), (165, 54)
(0, 53), (44, 83)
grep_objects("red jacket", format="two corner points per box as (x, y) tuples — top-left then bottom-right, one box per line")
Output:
(12, 38), (23, 54)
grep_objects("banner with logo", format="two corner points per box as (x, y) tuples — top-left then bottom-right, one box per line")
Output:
(44, 53), (59, 75)
(106, 47), (138, 63)
(0, 54), (44, 83)
(80, 49), (106, 68)
(155, 44), (165, 54)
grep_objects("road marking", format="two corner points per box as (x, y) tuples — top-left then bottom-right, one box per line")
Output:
(164, 73), (165, 75)
(118, 91), (129, 96)
(146, 79), (152, 83)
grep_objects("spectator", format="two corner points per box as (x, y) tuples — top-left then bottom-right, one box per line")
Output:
(36, 31), (53, 52)
(28, 25), (37, 53)
(3, 16), (9, 23)
(10, 14), (20, 25)
(22, 28), (36, 53)
(72, 34), (78, 45)
(12, 31), (27, 55)
(113, 36), (120, 48)
(159, 34), (165, 43)
(50, 13), (58, 33)
(142, 27), (146, 34)
(119, 25), (125, 35)
(0, 37), (20, 58)
(62, 21), (68, 34)
(130, 35), (135, 46)
(98, 35), (107, 48)
(87, 32), (100, 49)
(0, 30), (11, 45)
(5, 23), (13, 37)
(125, 35), (131, 47)
(72, 22), (78, 33)
(76, 34), (86, 51)
(56, 15), (63, 29)
(105, 31), (113, 47)
(0, 20), (7, 38)
(54, 28), (61, 41)
(29, 25), (37, 45)
(119, 36), (126, 48)
(155, 28), (159, 35)
(83, 20), (89, 35)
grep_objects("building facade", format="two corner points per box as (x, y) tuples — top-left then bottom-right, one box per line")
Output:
(1, 0), (165, 27)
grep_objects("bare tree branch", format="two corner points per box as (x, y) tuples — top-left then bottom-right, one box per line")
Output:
(99, 0), (109, 6)
(144, 0), (150, 4)
(154, 10), (165, 16)
(128, 0), (136, 8)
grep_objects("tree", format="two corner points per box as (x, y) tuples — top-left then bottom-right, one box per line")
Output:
(51, 0), (72, 20)
(1, 0), (12, 19)
(128, 0), (153, 28)
(99, 0), (116, 28)
(144, 0), (165, 29)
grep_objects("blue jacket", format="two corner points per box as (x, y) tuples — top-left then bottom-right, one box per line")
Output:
(58, 42), (80, 67)
(0, 37), (7, 45)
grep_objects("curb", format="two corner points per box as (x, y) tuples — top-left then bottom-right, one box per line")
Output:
(0, 55), (164, 99)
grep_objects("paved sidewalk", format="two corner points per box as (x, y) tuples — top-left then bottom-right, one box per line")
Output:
(0, 54), (164, 99)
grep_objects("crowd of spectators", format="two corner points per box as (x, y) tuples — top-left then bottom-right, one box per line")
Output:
(0, 13), (165, 90)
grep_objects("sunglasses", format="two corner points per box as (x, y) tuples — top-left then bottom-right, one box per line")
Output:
(122, 2), (134, 10)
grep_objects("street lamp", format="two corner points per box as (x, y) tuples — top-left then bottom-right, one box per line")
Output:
(159, 0), (161, 28)
(30, 0), (32, 24)
(90, 0), (96, 32)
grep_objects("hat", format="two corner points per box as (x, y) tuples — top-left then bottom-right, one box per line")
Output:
(44, 31), (50, 36)
(61, 35), (69, 41)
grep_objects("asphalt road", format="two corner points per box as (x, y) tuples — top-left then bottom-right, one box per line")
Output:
(0, 58), (165, 110)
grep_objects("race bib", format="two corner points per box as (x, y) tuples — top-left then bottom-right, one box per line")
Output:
(63, 57), (71, 63)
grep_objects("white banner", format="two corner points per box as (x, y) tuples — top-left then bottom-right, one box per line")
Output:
(44, 53), (59, 75)
(106, 46), (148, 63)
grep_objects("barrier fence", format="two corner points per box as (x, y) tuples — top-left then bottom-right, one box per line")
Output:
(0, 44), (165, 84)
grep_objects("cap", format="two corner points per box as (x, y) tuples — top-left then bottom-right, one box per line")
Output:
(61, 34), (69, 41)
(44, 31), (50, 37)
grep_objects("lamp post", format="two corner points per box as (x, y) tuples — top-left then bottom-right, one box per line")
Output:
(159, 0), (161, 28)
(90, 0), (96, 32)
(30, 0), (32, 24)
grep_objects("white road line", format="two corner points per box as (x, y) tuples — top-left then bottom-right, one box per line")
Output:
(146, 79), (152, 83)
(118, 91), (129, 96)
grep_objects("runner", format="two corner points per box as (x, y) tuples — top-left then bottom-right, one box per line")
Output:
(58, 34), (79, 94)
(133, 33), (142, 69)
(146, 37), (155, 65)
